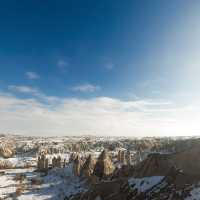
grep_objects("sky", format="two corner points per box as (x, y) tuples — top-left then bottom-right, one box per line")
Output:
(1, 0), (200, 137)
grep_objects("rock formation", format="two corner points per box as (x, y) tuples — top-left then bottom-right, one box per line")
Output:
(0, 146), (14, 158)
(121, 150), (126, 165)
(93, 149), (115, 179)
(69, 152), (77, 162)
(133, 153), (172, 178)
(133, 143), (200, 186)
(37, 155), (46, 171)
(117, 150), (122, 162)
(45, 158), (49, 170)
(126, 150), (131, 165)
(81, 154), (96, 178)
(52, 157), (57, 168)
(0, 159), (13, 169)
(72, 179), (129, 200)
(56, 156), (62, 168)
(73, 155), (82, 176)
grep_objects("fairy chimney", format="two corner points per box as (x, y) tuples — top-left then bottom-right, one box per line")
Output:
(41, 155), (46, 169)
(45, 158), (49, 169)
(126, 150), (131, 166)
(117, 150), (122, 162)
(0, 146), (14, 158)
(37, 155), (46, 171)
(93, 149), (115, 179)
(52, 157), (57, 168)
(72, 143), (80, 152)
(69, 152), (77, 162)
(121, 150), (126, 165)
(37, 156), (41, 169)
(73, 154), (82, 176)
(63, 158), (66, 168)
(81, 154), (96, 178)
(56, 156), (61, 168)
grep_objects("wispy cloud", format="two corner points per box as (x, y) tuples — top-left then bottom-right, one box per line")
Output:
(105, 62), (115, 70)
(137, 78), (164, 89)
(71, 83), (101, 92)
(0, 91), (199, 136)
(25, 71), (40, 80)
(8, 85), (40, 96)
(8, 85), (59, 104)
(57, 59), (68, 72)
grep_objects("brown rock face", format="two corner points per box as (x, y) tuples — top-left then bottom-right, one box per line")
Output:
(133, 153), (172, 178)
(117, 150), (122, 162)
(126, 150), (131, 166)
(93, 149), (115, 179)
(0, 160), (13, 169)
(45, 158), (49, 169)
(121, 151), (126, 165)
(69, 152), (77, 162)
(74, 179), (129, 200)
(81, 154), (96, 178)
(56, 156), (62, 168)
(133, 143), (200, 185)
(171, 143), (200, 177)
(37, 155), (48, 171)
(0, 146), (14, 158)
(117, 150), (132, 166)
(73, 155), (82, 176)
(52, 157), (57, 168)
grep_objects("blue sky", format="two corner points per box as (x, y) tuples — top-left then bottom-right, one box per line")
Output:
(1, 1), (200, 136)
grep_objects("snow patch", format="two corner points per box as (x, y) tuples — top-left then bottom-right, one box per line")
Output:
(128, 176), (164, 192)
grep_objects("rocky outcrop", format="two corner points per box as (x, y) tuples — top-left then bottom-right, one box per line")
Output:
(121, 150), (126, 165)
(73, 166), (194, 200)
(93, 149), (115, 179)
(128, 167), (192, 200)
(133, 153), (172, 178)
(0, 146), (14, 158)
(69, 152), (77, 162)
(172, 143), (200, 178)
(37, 155), (48, 171)
(52, 156), (62, 168)
(112, 165), (134, 179)
(117, 149), (132, 166)
(126, 150), (131, 166)
(81, 154), (96, 178)
(56, 156), (62, 168)
(117, 150), (122, 162)
(74, 179), (129, 200)
(73, 155), (82, 176)
(0, 159), (13, 169)
(133, 143), (200, 185)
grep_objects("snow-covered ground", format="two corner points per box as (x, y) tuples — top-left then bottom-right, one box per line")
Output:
(0, 156), (36, 168)
(185, 185), (200, 200)
(0, 164), (88, 200)
(128, 176), (164, 192)
(128, 176), (200, 199)
(0, 168), (36, 199)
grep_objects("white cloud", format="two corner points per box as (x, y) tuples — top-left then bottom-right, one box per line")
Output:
(0, 91), (199, 137)
(71, 83), (101, 92)
(57, 59), (68, 72)
(8, 85), (40, 96)
(25, 71), (40, 80)
(105, 63), (114, 70)
(8, 85), (60, 104)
